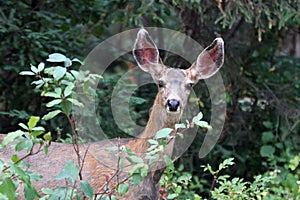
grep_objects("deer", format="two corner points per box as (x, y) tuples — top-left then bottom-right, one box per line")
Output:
(0, 28), (224, 200)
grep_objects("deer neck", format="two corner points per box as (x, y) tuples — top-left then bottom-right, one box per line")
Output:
(127, 94), (182, 154)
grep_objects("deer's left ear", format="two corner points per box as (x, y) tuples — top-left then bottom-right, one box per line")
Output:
(133, 29), (160, 71)
(187, 38), (224, 82)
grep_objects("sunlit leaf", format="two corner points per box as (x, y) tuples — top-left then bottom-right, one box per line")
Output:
(46, 99), (62, 107)
(30, 65), (38, 73)
(53, 66), (66, 80)
(47, 53), (67, 62)
(64, 83), (74, 97)
(67, 98), (84, 107)
(42, 110), (61, 120)
(37, 62), (45, 72)
(27, 116), (40, 130)
(1, 130), (24, 146)
(19, 71), (35, 76)
(155, 128), (173, 139)
(192, 112), (203, 123)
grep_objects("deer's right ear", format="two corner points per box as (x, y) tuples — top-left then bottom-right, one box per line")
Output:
(186, 38), (224, 82)
(133, 29), (161, 73)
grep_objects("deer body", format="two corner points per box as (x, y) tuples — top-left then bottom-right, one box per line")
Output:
(0, 29), (224, 199)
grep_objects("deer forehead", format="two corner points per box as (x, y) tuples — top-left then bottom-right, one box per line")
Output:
(160, 68), (187, 83)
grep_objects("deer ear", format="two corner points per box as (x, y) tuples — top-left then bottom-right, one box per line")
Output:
(133, 29), (161, 73)
(187, 38), (224, 82)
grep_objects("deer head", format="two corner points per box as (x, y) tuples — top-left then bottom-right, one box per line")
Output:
(133, 29), (224, 124)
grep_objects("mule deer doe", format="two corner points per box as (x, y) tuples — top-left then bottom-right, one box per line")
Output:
(0, 29), (224, 199)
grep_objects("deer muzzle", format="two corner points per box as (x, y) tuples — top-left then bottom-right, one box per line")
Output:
(166, 99), (180, 112)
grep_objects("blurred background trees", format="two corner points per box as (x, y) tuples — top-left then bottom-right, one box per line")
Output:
(0, 0), (299, 198)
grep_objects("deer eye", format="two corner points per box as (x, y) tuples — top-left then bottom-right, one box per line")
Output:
(186, 82), (194, 88)
(158, 80), (164, 88)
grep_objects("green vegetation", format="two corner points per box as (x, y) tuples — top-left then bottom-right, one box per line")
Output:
(0, 0), (299, 199)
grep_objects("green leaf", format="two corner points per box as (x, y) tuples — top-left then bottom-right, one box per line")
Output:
(2, 130), (24, 146)
(0, 159), (4, 171)
(130, 96), (146, 104)
(43, 145), (49, 154)
(27, 116), (40, 130)
(140, 164), (148, 177)
(64, 58), (72, 67)
(127, 155), (144, 164)
(32, 126), (45, 131)
(119, 158), (124, 168)
(47, 53), (67, 62)
(148, 139), (158, 145)
(192, 112), (203, 123)
(155, 128), (173, 139)
(46, 187), (79, 200)
(31, 80), (44, 85)
(67, 98), (84, 107)
(194, 120), (212, 130)
(289, 154), (300, 170)
(19, 71), (35, 75)
(262, 121), (273, 129)
(42, 110), (61, 120)
(80, 180), (94, 199)
(131, 173), (143, 186)
(105, 146), (118, 152)
(260, 145), (275, 157)
(11, 154), (20, 162)
(44, 92), (61, 98)
(164, 155), (174, 170)
(70, 70), (79, 79)
(54, 160), (80, 184)
(43, 132), (52, 141)
(0, 193), (9, 200)
(175, 123), (186, 130)
(0, 177), (17, 200)
(118, 183), (129, 196)
(41, 188), (54, 195)
(31, 130), (44, 137)
(37, 62), (45, 72)
(9, 163), (30, 184)
(128, 163), (146, 175)
(218, 157), (235, 171)
(28, 172), (43, 182)
(15, 141), (27, 151)
(53, 66), (66, 80)
(72, 58), (83, 65)
(177, 132), (184, 139)
(64, 83), (74, 97)
(30, 65), (38, 73)
(18, 123), (28, 130)
(168, 193), (178, 199)
(24, 139), (34, 153)
(61, 100), (72, 114)
(54, 88), (62, 96)
(24, 183), (40, 200)
(261, 131), (275, 143)
(175, 185), (182, 193)
(46, 99), (62, 107)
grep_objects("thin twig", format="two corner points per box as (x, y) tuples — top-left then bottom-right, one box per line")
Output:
(209, 175), (218, 198)
(2, 142), (44, 172)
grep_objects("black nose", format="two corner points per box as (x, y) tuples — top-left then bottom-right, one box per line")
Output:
(167, 99), (180, 112)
